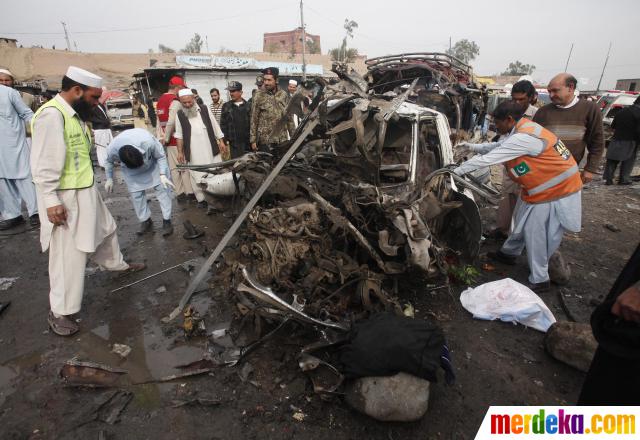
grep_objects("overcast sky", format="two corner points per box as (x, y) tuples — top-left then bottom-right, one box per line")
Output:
(2, 0), (639, 89)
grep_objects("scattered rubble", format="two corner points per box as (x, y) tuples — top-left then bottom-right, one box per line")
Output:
(59, 359), (128, 388)
(183, 220), (205, 240)
(604, 223), (620, 232)
(134, 368), (214, 385)
(111, 343), (132, 358)
(96, 390), (133, 425)
(182, 305), (206, 338)
(171, 397), (222, 408)
(345, 372), (430, 422)
(548, 251), (571, 286)
(0, 277), (18, 291)
(545, 321), (597, 372)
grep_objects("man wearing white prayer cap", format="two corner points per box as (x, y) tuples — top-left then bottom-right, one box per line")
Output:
(287, 79), (298, 97)
(174, 87), (226, 209)
(30, 66), (146, 336)
(0, 68), (39, 231)
(0, 68), (36, 110)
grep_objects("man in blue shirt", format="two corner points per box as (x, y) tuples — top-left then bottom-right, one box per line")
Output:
(104, 128), (174, 236)
(0, 70), (38, 230)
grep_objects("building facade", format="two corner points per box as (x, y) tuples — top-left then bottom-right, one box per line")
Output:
(263, 28), (321, 55)
(616, 78), (640, 92)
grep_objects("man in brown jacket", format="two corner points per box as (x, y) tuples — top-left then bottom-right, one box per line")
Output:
(533, 73), (604, 183)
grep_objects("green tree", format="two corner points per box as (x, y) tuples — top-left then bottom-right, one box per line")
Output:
(329, 47), (358, 63)
(501, 61), (536, 76)
(331, 18), (358, 63)
(182, 33), (203, 53)
(158, 44), (175, 53)
(446, 39), (480, 64)
(329, 47), (359, 63)
(305, 39), (320, 54)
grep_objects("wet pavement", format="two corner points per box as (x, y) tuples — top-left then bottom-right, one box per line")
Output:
(1, 167), (639, 439)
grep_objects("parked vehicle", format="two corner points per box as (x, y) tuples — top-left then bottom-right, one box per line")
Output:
(105, 98), (134, 130)
(597, 92), (639, 125)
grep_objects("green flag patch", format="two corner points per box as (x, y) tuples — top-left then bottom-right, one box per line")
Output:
(512, 161), (530, 177)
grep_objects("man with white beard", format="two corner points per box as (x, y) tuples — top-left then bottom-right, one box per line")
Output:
(174, 89), (226, 208)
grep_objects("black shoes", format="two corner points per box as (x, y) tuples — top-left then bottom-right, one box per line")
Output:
(162, 219), (174, 237)
(484, 229), (508, 240)
(176, 193), (188, 203)
(196, 200), (208, 209)
(487, 250), (517, 266)
(0, 216), (25, 230)
(137, 218), (153, 235)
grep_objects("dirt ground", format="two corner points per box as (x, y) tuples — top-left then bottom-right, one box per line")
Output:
(1, 166), (639, 440)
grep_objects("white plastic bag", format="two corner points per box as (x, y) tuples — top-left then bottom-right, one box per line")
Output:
(460, 278), (556, 332)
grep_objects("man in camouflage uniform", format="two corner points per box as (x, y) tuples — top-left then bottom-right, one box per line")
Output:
(250, 67), (294, 152)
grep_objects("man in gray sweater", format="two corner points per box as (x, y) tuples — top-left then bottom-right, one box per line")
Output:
(534, 73), (604, 183)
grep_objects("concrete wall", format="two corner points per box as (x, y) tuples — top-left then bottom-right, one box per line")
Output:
(0, 46), (367, 90)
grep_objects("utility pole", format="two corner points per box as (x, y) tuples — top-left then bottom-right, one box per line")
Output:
(595, 42), (612, 95)
(61, 22), (72, 51)
(300, 0), (307, 81)
(74, 41), (79, 52)
(564, 43), (574, 72)
(205, 35), (209, 53)
(449, 36), (452, 53)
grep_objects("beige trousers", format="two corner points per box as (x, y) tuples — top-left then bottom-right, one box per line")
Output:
(166, 145), (194, 196)
(49, 228), (128, 315)
(496, 167), (520, 233)
(189, 170), (206, 202)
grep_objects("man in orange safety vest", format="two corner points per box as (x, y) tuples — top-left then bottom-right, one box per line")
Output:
(454, 100), (582, 292)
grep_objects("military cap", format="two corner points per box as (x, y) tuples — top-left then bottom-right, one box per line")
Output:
(261, 67), (279, 78)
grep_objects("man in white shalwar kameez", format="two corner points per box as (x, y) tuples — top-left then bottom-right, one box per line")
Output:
(31, 66), (145, 336)
(174, 89), (226, 208)
(454, 101), (582, 292)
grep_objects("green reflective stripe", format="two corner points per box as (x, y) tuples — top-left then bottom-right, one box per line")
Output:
(32, 99), (94, 190)
(527, 164), (579, 196)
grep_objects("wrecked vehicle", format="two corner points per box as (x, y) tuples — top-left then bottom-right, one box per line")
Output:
(364, 52), (487, 143)
(181, 53), (488, 330)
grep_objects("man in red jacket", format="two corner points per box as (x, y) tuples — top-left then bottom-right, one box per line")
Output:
(156, 76), (193, 199)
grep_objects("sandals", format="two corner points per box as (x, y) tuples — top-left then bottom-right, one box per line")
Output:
(48, 311), (79, 336)
(115, 262), (146, 278)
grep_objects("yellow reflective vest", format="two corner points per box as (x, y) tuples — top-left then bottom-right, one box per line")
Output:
(32, 98), (94, 190)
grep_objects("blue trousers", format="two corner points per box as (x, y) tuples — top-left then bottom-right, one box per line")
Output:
(130, 184), (172, 222)
(0, 177), (38, 220)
